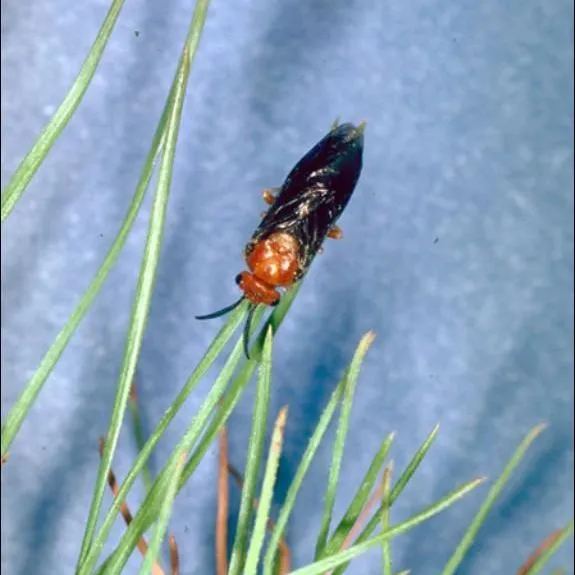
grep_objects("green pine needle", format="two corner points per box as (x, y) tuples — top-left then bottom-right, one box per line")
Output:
(441, 424), (547, 575)
(388, 423), (441, 506)
(138, 449), (187, 575)
(91, 283), (299, 574)
(244, 405), (289, 575)
(262, 366), (347, 574)
(78, 299), (248, 574)
(323, 432), (395, 557)
(179, 284), (301, 488)
(291, 477), (485, 575)
(315, 331), (377, 558)
(1, 0), (126, 221)
(84, 311), (251, 575)
(229, 327), (274, 575)
(331, 424), (441, 575)
(77, 38), (193, 568)
(0, 34), (172, 461)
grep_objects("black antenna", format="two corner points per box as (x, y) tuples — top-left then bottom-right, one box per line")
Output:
(195, 296), (245, 320)
(243, 303), (257, 359)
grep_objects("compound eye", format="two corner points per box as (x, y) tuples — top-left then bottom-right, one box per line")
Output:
(235, 273), (243, 285)
(270, 299), (280, 307)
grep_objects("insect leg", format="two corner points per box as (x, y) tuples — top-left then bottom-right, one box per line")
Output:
(262, 188), (280, 206)
(327, 225), (343, 240)
(317, 226), (344, 256)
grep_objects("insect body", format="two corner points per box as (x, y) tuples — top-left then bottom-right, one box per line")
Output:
(196, 121), (365, 357)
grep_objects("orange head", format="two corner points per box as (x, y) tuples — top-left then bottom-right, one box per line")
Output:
(234, 272), (280, 306)
(195, 232), (301, 359)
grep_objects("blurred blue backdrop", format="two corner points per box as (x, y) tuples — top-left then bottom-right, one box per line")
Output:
(1, 1), (573, 574)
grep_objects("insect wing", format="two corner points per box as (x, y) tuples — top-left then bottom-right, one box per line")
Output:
(249, 123), (364, 270)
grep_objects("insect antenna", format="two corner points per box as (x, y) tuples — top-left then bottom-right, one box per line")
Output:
(195, 296), (245, 320)
(243, 303), (257, 359)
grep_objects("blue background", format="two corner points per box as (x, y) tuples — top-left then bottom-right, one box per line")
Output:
(1, 1), (573, 573)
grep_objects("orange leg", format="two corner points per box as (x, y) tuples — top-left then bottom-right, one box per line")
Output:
(262, 188), (280, 206)
(327, 225), (343, 240)
(318, 226), (344, 255)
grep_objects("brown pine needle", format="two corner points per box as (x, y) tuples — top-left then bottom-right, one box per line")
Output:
(381, 462), (394, 574)
(169, 533), (180, 575)
(129, 381), (138, 403)
(324, 479), (388, 575)
(98, 437), (165, 575)
(323, 476), (387, 575)
(227, 462), (292, 574)
(341, 482), (385, 551)
(516, 528), (564, 575)
(216, 426), (230, 575)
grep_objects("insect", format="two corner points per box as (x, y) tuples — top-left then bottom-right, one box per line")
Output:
(196, 121), (365, 357)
